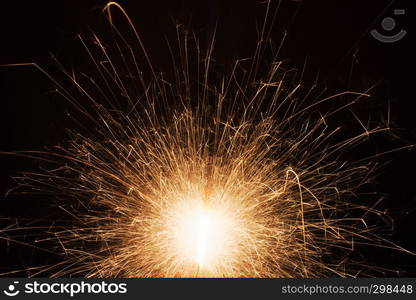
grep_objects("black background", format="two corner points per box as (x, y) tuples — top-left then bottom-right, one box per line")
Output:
(0, 0), (415, 277)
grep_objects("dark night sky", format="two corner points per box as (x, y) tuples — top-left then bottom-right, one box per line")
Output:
(0, 0), (415, 277)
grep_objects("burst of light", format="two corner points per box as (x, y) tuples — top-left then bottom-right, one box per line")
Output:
(1, 1), (413, 278)
(172, 203), (232, 270)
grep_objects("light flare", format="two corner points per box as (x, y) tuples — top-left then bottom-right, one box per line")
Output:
(1, 1), (412, 278)
(195, 211), (211, 267)
(166, 196), (239, 276)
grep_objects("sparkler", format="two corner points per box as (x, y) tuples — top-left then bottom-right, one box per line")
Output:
(1, 1), (413, 277)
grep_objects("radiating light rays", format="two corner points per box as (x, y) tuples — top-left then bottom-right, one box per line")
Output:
(1, 1), (414, 278)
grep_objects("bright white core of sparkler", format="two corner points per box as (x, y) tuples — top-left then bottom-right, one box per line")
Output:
(170, 201), (236, 271)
